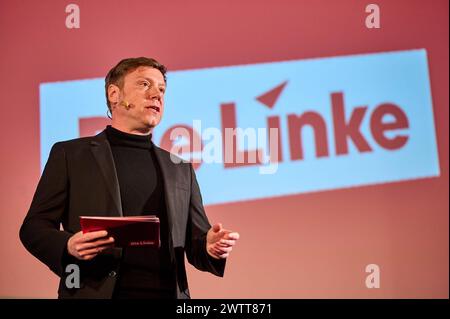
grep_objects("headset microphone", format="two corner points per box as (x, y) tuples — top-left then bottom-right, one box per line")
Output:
(119, 100), (132, 110)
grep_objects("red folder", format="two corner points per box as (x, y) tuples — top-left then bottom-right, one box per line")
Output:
(79, 215), (160, 248)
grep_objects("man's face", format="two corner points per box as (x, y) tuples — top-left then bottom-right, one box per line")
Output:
(112, 66), (166, 132)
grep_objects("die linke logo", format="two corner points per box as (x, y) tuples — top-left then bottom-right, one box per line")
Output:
(162, 84), (409, 172)
(40, 49), (440, 204)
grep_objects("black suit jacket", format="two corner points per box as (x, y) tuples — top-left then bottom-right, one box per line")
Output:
(19, 130), (225, 299)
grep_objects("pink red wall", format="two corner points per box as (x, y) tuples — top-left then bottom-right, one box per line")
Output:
(0, 0), (448, 298)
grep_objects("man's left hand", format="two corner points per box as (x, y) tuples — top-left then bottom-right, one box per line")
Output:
(206, 223), (240, 259)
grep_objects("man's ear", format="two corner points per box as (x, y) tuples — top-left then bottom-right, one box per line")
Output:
(107, 84), (120, 107)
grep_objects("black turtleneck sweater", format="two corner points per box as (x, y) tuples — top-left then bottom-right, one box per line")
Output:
(105, 125), (175, 299)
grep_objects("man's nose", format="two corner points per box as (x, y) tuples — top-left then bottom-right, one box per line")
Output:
(147, 86), (162, 100)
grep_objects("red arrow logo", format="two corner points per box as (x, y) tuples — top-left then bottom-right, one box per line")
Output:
(256, 81), (288, 109)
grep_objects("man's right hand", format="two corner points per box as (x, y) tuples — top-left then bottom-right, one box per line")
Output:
(67, 230), (115, 261)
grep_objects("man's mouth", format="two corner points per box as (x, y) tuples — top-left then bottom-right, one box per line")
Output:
(145, 105), (160, 113)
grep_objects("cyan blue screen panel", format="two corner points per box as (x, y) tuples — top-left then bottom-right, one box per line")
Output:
(40, 49), (439, 205)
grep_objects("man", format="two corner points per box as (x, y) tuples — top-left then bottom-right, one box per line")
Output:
(20, 57), (239, 299)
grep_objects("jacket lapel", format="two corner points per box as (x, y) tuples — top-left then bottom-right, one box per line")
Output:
(90, 131), (123, 217)
(152, 145), (176, 242)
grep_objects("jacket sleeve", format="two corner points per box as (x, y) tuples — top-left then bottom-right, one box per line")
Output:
(19, 142), (73, 277)
(185, 163), (226, 277)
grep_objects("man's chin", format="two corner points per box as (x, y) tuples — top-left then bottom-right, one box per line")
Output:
(143, 117), (160, 129)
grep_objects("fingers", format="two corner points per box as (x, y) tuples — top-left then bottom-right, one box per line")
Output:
(219, 239), (237, 247)
(215, 245), (233, 254)
(75, 237), (115, 251)
(72, 230), (109, 245)
(214, 227), (239, 240)
(80, 230), (109, 243)
(212, 246), (230, 259)
(68, 230), (113, 261)
(207, 226), (240, 259)
(225, 232), (240, 240)
(208, 247), (228, 259)
(78, 243), (114, 259)
(214, 230), (240, 245)
(211, 243), (233, 256)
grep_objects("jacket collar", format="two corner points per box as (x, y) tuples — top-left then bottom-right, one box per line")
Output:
(90, 131), (123, 217)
